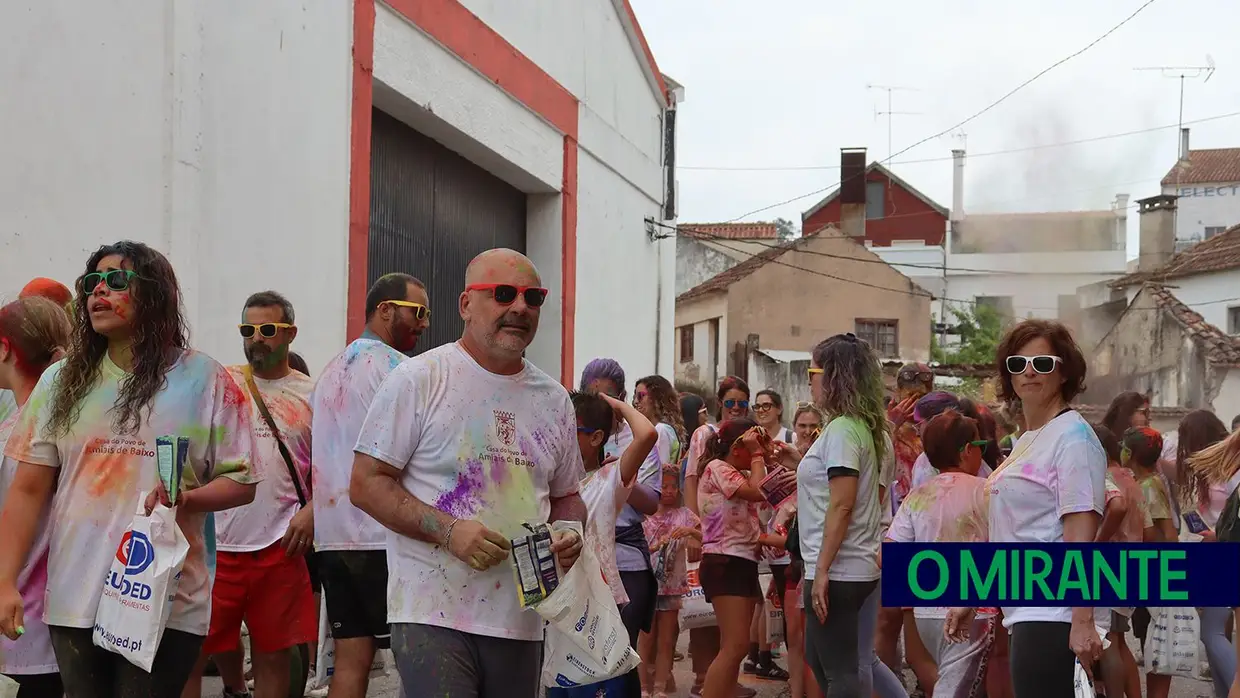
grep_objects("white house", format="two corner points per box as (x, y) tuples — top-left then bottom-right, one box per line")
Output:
(1162, 128), (1240, 252)
(0, 0), (680, 386)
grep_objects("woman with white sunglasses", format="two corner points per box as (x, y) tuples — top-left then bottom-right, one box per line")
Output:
(946, 319), (1105, 698)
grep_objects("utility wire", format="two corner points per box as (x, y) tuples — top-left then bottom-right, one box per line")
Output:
(680, 110), (1240, 172)
(722, 0), (1159, 223)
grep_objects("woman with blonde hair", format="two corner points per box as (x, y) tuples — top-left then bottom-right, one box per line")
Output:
(0, 297), (71, 697)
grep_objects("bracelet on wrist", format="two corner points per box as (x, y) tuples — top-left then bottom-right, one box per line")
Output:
(443, 517), (460, 548)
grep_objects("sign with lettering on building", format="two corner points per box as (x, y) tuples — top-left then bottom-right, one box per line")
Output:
(1178, 185), (1240, 198)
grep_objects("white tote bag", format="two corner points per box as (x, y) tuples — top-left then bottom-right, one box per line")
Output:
(679, 560), (717, 630)
(313, 594), (334, 687)
(1147, 607), (1201, 678)
(534, 522), (640, 688)
(92, 496), (189, 671)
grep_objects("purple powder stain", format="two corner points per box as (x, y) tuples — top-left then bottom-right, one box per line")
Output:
(434, 457), (488, 518)
(489, 452), (510, 487)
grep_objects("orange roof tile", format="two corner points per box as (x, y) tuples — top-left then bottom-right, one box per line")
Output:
(1162, 148), (1240, 186)
(1111, 222), (1240, 287)
(680, 222), (781, 240)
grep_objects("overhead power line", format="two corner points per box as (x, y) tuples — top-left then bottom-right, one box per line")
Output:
(720, 0), (1160, 223)
(679, 110), (1240, 172)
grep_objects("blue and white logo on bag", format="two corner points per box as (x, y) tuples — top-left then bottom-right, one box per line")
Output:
(105, 530), (156, 601)
(116, 531), (155, 575)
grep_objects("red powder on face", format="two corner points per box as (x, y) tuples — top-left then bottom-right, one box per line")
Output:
(20, 278), (73, 307)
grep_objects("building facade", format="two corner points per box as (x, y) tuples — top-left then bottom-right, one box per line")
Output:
(674, 227), (932, 388)
(0, 0), (679, 385)
(1162, 129), (1240, 251)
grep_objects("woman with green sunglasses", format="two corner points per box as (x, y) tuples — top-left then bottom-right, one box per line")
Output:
(0, 240), (257, 698)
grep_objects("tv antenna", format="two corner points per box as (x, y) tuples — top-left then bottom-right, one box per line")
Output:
(1134, 55), (1216, 242)
(867, 84), (922, 163)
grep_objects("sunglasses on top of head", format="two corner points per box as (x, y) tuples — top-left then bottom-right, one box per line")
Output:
(1005, 355), (1061, 375)
(381, 299), (430, 320)
(239, 323), (293, 339)
(466, 284), (548, 307)
(80, 269), (141, 293)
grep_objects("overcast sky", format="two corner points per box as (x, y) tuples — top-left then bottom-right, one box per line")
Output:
(630, 0), (1240, 252)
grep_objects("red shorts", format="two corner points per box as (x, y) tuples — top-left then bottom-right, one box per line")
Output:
(205, 542), (316, 655)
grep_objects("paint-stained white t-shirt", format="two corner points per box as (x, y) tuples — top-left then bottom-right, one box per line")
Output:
(987, 410), (1106, 628)
(311, 335), (406, 551)
(580, 462), (634, 605)
(354, 342), (584, 641)
(797, 416), (884, 583)
(217, 367), (314, 552)
(0, 410), (56, 675)
(3, 351), (255, 635)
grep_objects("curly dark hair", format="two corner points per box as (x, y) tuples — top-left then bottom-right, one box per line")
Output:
(48, 241), (188, 437)
(994, 319), (1087, 404)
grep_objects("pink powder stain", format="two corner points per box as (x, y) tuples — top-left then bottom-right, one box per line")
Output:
(488, 452), (510, 487)
(1022, 462), (1036, 475)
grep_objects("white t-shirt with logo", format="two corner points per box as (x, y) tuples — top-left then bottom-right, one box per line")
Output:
(3, 351), (255, 635)
(217, 367), (315, 552)
(987, 410), (1105, 628)
(797, 416), (884, 583)
(311, 335), (406, 551)
(354, 342), (584, 641)
(612, 422), (675, 572)
(0, 411), (56, 675)
(580, 462), (634, 605)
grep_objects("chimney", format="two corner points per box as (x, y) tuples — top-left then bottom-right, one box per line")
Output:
(1136, 194), (1177, 272)
(951, 149), (966, 223)
(1113, 193), (1129, 252)
(839, 147), (867, 238)
(1179, 127), (1191, 165)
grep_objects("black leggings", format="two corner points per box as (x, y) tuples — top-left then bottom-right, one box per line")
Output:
(49, 625), (204, 698)
(12, 673), (63, 698)
(1009, 621), (1076, 698)
(802, 578), (877, 698)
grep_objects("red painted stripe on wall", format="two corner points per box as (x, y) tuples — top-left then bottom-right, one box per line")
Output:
(346, 0), (376, 340)
(350, 0), (580, 385)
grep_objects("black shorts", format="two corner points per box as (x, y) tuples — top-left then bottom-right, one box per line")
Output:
(306, 552), (321, 595)
(318, 550), (391, 648)
(699, 553), (760, 603)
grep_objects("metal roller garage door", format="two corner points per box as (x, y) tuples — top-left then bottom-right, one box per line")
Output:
(367, 108), (527, 354)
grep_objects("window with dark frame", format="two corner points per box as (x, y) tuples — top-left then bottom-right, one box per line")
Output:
(680, 325), (694, 362)
(855, 319), (899, 358)
(1228, 306), (1240, 335)
(1206, 226), (1227, 239)
(865, 181), (885, 220)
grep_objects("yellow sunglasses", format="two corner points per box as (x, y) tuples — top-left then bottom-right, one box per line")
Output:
(238, 323), (293, 339)
(383, 299), (431, 320)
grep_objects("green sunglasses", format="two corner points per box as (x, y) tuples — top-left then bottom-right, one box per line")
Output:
(81, 269), (142, 293)
(960, 439), (988, 452)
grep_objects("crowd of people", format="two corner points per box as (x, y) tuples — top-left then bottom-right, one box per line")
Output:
(0, 238), (1239, 698)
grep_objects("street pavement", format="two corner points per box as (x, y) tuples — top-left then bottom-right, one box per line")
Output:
(201, 632), (1218, 697)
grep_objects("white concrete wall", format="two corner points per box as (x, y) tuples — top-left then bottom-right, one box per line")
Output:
(867, 243), (946, 317)
(675, 295), (727, 387)
(376, 1), (672, 384)
(0, 0), (354, 375)
(946, 250), (1128, 321)
(1216, 369), (1240, 425)
(1160, 269), (1240, 332)
(1166, 183), (1240, 246)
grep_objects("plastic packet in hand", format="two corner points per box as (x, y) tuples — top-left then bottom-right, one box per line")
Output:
(510, 522), (561, 608)
(759, 466), (796, 508)
(155, 436), (188, 502)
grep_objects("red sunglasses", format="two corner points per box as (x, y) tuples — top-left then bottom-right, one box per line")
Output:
(466, 284), (548, 307)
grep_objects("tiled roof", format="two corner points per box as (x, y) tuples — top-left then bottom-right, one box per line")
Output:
(675, 236), (808, 303)
(1162, 148), (1240, 186)
(1148, 285), (1240, 366)
(680, 222), (780, 240)
(1110, 222), (1240, 287)
(802, 162), (948, 221)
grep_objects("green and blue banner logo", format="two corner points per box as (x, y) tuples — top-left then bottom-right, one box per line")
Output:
(882, 543), (1240, 607)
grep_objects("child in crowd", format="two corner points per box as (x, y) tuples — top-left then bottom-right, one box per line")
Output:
(1123, 426), (1175, 698)
(1092, 424), (1150, 698)
(552, 390), (657, 698)
(640, 464), (701, 698)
